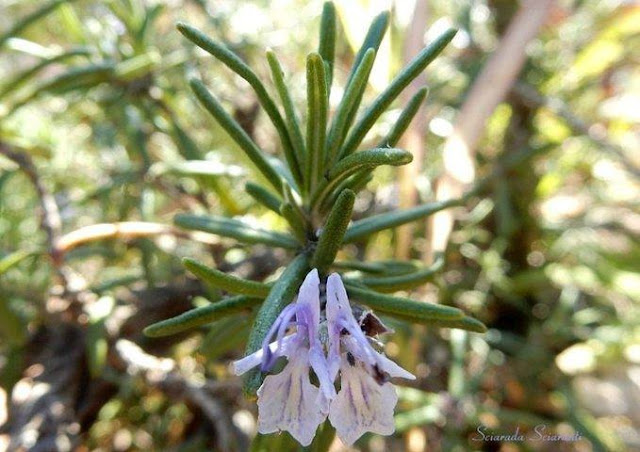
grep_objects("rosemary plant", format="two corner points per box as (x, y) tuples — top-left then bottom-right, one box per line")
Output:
(144, 2), (485, 447)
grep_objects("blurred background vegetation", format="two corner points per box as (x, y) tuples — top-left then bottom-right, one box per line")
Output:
(0, 0), (639, 451)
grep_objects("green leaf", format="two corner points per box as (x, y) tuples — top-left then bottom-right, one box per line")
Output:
(328, 147), (412, 181)
(345, 284), (464, 321)
(144, 295), (261, 337)
(318, 2), (337, 89)
(57, 3), (86, 43)
(280, 184), (311, 243)
(312, 148), (412, 208)
(189, 79), (284, 193)
(114, 51), (160, 81)
(0, 249), (39, 276)
(266, 50), (306, 163)
(318, 169), (373, 213)
(344, 11), (390, 88)
(151, 160), (244, 179)
(244, 253), (310, 395)
(333, 259), (420, 275)
(378, 86), (428, 147)
(199, 313), (254, 361)
(346, 169), (374, 193)
(279, 202), (308, 243)
(0, 295), (26, 345)
(174, 213), (299, 249)
(34, 63), (114, 94)
(245, 182), (282, 213)
(8, 63), (114, 114)
(325, 48), (376, 164)
(352, 253), (445, 292)
(343, 197), (464, 243)
(312, 189), (355, 274)
(305, 53), (329, 194)
(177, 23), (301, 185)
(0, 0), (78, 48)
(392, 313), (487, 333)
(91, 274), (143, 293)
(340, 28), (456, 157)
(165, 117), (202, 160)
(86, 321), (108, 377)
(161, 119), (243, 215)
(0, 47), (90, 101)
(183, 257), (271, 297)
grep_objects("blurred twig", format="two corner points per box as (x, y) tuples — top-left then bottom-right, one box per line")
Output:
(0, 141), (68, 287)
(428, 0), (555, 257)
(54, 222), (227, 258)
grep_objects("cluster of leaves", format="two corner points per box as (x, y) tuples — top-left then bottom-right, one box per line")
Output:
(142, 2), (486, 397)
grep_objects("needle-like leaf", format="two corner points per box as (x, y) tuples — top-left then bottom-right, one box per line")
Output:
(378, 86), (429, 147)
(175, 213), (299, 249)
(177, 22), (302, 185)
(345, 284), (464, 321)
(312, 148), (412, 208)
(312, 189), (355, 274)
(0, 0), (78, 48)
(266, 50), (306, 164)
(318, 2), (337, 89)
(344, 11), (390, 88)
(143, 295), (262, 337)
(348, 253), (445, 292)
(305, 53), (329, 194)
(340, 28), (456, 158)
(343, 197), (464, 243)
(325, 48), (376, 164)
(183, 258), (271, 297)
(0, 48), (90, 101)
(245, 182), (282, 213)
(189, 79), (284, 194)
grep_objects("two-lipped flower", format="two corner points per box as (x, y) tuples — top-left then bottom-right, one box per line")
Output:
(232, 269), (415, 446)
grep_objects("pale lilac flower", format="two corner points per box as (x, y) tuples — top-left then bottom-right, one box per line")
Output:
(231, 269), (335, 446)
(232, 269), (415, 447)
(325, 273), (415, 446)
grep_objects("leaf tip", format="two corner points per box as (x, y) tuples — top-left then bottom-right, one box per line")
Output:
(142, 324), (160, 337)
(175, 21), (190, 34)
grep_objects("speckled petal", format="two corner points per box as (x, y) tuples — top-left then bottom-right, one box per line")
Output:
(327, 273), (415, 382)
(257, 348), (326, 446)
(343, 336), (415, 381)
(328, 354), (398, 446)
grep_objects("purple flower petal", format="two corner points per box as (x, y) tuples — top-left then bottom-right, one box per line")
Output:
(328, 353), (398, 446)
(261, 303), (298, 371)
(295, 269), (320, 332)
(257, 348), (326, 446)
(232, 334), (296, 376)
(343, 336), (415, 380)
(308, 345), (336, 412)
(326, 273), (415, 381)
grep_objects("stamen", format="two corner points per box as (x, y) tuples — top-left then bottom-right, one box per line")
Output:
(260, 303), (298, 371)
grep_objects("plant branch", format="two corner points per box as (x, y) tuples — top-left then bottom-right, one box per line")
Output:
(0, 141), (67, 284)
